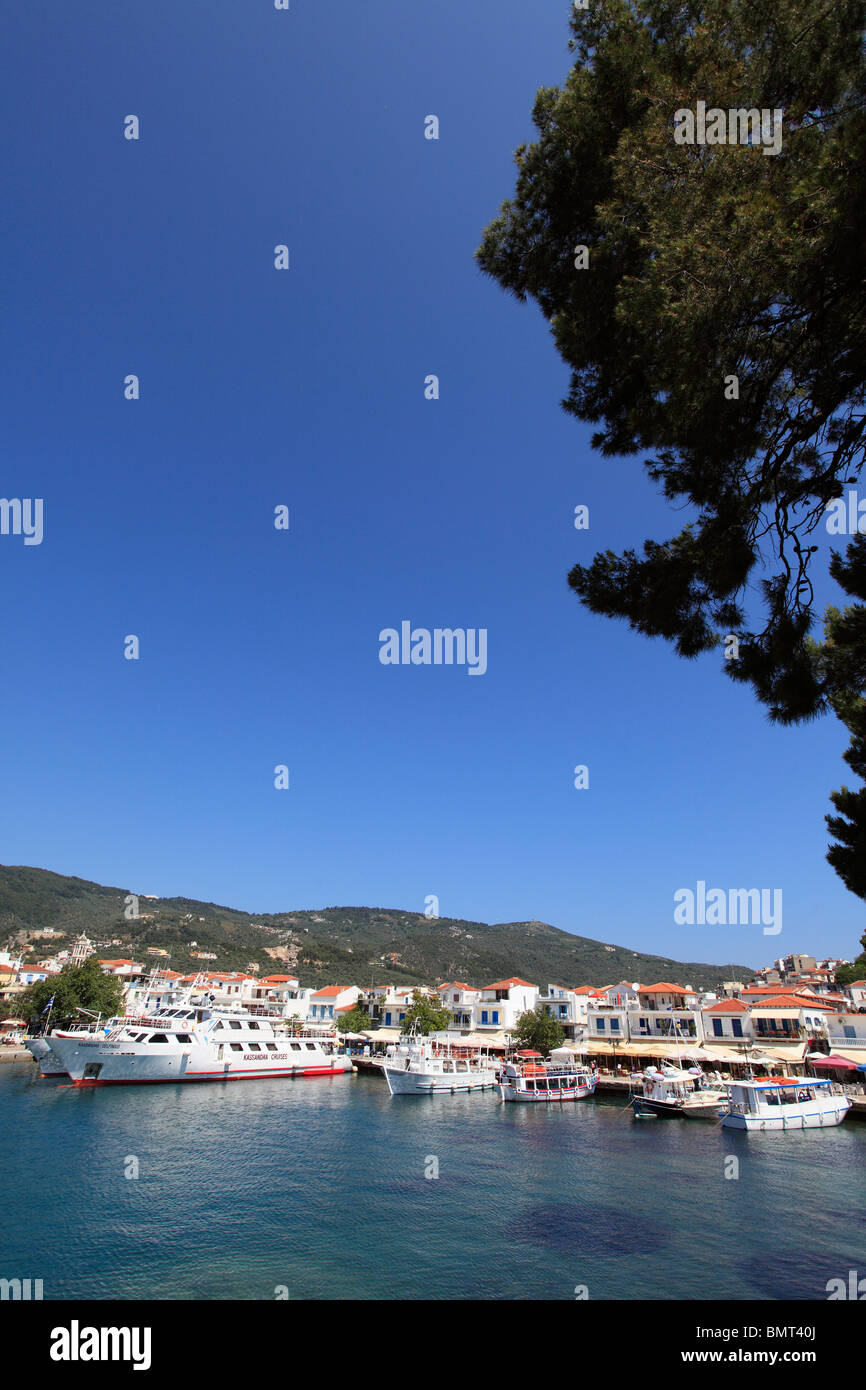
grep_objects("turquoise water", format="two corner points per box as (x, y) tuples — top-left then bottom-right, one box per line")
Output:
(1, 1063), (864, 1300)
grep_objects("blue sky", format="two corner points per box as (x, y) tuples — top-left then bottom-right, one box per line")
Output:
(0, 0), (861, 971)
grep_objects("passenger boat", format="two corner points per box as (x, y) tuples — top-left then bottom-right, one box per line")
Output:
(497, 1050), (597, 1103)
(43, 1005), (354, 1086)
(631, 1065), (727, 1119)
(720, 1077), (851, 1131)
(382, 1032), (498, 1095)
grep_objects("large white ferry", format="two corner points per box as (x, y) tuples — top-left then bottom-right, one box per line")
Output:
(383, 1032), (499, 1095)
(44, 1005), (354, 1086)
(720, 1077), (851, 1131)
(497, 1050), (597, 1103)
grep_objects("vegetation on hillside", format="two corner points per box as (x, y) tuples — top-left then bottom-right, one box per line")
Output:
(0, 864), (757, 991)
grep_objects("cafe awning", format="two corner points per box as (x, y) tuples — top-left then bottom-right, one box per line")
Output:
(811, 1051), (866, 1070)
(700, 1044), (748, 1065)
(462, 1031), (509, 1049)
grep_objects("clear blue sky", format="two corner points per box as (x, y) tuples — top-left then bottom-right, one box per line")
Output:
(0, 1), (861, 971)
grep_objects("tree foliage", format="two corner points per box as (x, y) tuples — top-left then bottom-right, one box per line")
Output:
(335, 1004), (372, 1034)
(400, 992), (453, 1035)
(20, 958), (125, 1030)
(808, 537), (866, 900)
(509, 1007), (566, 1054)
(477, 0), (866, 897)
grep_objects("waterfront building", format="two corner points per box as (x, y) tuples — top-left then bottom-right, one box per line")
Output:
(847, 981), (866, 1011)
(435, 982), (479, 1032)
(537, 984), (587, 1042)
(307, 984), (361, 1028)
(825, 1011), (866, 1058)
(475, 978), (538, 1033)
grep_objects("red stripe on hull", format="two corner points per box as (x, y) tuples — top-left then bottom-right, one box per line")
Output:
(71, 1067), (351, 1087)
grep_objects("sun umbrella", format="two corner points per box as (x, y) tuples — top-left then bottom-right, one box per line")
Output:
(810, 1054), (860, 1070)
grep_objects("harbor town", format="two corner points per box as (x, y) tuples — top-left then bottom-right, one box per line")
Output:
(2, 937), (865, 1121)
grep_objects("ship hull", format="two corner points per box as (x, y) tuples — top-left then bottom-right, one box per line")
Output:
(383, 1067), (496, 1095)
(46, 1035), (354, 1086)
(632, 1095), (723, 1120)
(499, 1081), (596, 1102)
(721, 1101), (851, 1131)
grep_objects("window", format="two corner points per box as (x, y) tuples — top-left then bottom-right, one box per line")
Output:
(732, 1020), (743, 1038)
(597, 1018), (605, 1031)
(481, 1011), (489, 1024)
(248, 1043), (261, 1052)
(290, 1042), (302, 1051)
(610, 1019), (619, 1032)
(305, 1042), (317, 1051)
(149, 1034), (169, 1043)
(266, 1043), (278, 1052)
(248, 1022), (259, 1030)
(230, 1021), (241, 1030)
(844, 1025), (855, 1039)
(713, 1020), (723, 1037)
(492, 1011), (499, 1024)
(177, 1034), (192, 1044)
(230, 1043), (243, 1052)
(213, 1022), (223, 1031)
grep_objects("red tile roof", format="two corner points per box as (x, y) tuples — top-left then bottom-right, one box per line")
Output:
(705, 999), (748, 1013)
(311, 985), (349, 998)
(483, 978), (535, 991)
(747, 994), (835, 1011)
(638, 982), (697, 995)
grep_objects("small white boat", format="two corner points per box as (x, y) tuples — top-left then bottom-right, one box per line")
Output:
(720, 1077), (851, 1131)
(631, 1065), (727, 1120)
(383, 1032), (498, 1095)
(498, 1050), (597, 1103)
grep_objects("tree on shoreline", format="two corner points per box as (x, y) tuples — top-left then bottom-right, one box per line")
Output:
(399, 992), (453, 1035)
(477, 0), (866, 896)
(335, 1003), (373, 1034)
(509, 1007), (566, 1055)
(20, 959), (125, 1031)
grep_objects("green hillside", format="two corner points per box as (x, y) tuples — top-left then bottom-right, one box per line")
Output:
(0, 864), (757, 990)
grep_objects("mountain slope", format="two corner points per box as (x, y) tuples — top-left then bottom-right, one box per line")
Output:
(0, 864), (757, 989)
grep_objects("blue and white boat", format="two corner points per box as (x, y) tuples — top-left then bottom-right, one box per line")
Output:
(720, 1077), (851, 1131)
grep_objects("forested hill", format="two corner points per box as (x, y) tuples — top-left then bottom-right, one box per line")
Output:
(0, 864), (756, 990)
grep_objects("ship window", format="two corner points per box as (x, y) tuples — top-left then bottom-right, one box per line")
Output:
(266, 1043), (278, 1052)
(229, 1021), (242, 1030)
(248, 1043), (262, 1052)
(248, 1022), (259, 1030)
(230, 1043), (243, 1052)
(213, 1022), (223, 1031)
(176, 1034), (192, 1044)
(305, 1043), (317, 1051)
(149, 1034), (169, 1043)
(290, 1042), (303, 1051)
